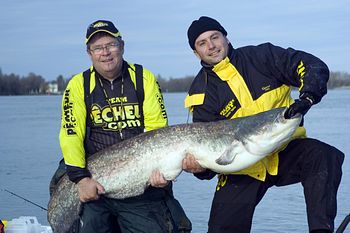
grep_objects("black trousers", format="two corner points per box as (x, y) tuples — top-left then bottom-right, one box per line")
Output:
(79, 186), (191, 233)
(49, 162), (191, 233)
(80, 194), (171, 233)
(208, 138), (344, 233)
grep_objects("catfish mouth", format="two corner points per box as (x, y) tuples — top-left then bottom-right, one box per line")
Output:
(290, 113), (302, 119)
(282, 107), (302, 120)
(273, 108), (289, 124)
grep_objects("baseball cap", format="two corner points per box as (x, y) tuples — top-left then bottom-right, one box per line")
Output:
(85, 20), (121, 44)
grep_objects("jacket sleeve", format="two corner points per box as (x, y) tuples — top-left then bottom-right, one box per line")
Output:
(59, 74), (91, 183)
(193, 169), (217, 180)
(142, 68), (168, 131)
(254, 42), (329, 104)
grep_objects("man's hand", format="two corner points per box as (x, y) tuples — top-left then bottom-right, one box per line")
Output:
(284, 98), (313, 119)
(149, 169), (170, 188)
(77, 177), (105, 202)
(182, 153), (206, 173)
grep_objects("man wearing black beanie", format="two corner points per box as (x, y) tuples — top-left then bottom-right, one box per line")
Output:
(187, 16), (227, 50)
(182, 16), (344, 233)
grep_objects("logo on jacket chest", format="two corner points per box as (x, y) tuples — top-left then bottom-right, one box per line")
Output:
(261, 85), (271, 92)
(90, 97), (142, 130)
(220, 99), (237, 118)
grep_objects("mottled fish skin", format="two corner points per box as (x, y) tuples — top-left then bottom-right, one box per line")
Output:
(48, 107), (301, 233)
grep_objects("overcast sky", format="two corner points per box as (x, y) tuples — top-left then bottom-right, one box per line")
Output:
(0, 0), (349, 80)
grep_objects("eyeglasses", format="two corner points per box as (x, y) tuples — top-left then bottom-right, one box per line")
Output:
(89, 42), (120, 55)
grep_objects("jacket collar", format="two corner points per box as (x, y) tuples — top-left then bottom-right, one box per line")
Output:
(200, 43), (235, 70)
(200, 44), (237, 81)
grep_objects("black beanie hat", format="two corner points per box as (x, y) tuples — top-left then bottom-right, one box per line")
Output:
(187, 16), (227, 50)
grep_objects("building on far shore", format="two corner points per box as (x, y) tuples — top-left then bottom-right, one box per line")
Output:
(46, 82), (59, 95)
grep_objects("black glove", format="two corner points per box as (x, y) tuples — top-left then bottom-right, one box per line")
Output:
(284, 98), (313, 119)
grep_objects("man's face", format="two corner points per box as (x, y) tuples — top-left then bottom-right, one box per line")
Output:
(194, 30), (229, 66)
(87, 34), (124, 78)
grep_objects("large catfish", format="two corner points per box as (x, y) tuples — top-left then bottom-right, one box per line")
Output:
(48, 107), (301, 233)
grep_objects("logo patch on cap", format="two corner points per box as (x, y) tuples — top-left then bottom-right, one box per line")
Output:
(86, 20), (121, 44)
(93, 21), (109, 28)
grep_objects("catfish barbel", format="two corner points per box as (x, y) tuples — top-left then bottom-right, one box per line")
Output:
(48, 107), (301, 233)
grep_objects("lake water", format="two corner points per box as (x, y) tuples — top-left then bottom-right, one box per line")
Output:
(0, 90), (349, 232)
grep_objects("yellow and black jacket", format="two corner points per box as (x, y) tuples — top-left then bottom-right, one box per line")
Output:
(185, 42), (329, 181)
(59, 61), (168, 182)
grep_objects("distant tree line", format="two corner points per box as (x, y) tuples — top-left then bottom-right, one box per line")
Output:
(0, 69), (69, 95)
(157, 75), (195, 93)
(0, 68), (349, 95)
(328, 71), (350, 89)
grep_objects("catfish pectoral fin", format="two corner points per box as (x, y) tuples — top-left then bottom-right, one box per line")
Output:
(215, 140), (241, 165)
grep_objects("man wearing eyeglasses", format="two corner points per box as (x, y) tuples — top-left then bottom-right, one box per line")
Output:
(57, 20), (191, 233)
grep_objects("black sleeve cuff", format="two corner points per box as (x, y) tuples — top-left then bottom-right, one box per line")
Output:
(194, 169), (217, 180)
(66, 165), (91, 183)
(300, 92), (318, 105)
